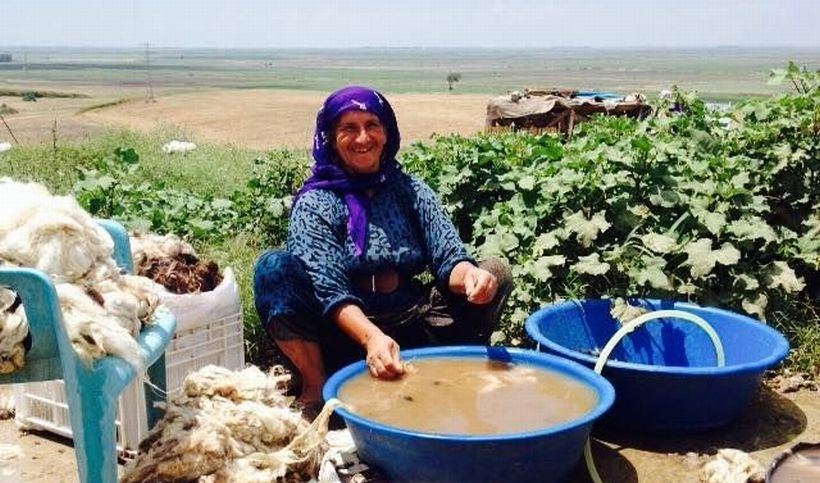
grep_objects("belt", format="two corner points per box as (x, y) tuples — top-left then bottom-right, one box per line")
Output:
(353, 269), (401, 294)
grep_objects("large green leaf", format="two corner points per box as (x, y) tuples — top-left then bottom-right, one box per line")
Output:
(573, 253), (610, 276)
(564, 210), (611, 248)
(682, 238), (741, 279)
(764, 261), (806, 293)
(641, 233), (678, 254)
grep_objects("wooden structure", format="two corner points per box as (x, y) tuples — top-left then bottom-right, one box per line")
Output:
(486, 89), (652, 135)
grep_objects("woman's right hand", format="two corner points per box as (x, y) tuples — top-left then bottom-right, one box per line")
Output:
(364, 332), (405, 379)
(332, 302), (405, 379)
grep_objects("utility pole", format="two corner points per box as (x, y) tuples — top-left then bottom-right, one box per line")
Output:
(144, 42), (156, 103)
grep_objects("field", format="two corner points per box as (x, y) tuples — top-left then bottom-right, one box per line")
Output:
(1, 47), (819, 483)
(2, 46), (820, 148)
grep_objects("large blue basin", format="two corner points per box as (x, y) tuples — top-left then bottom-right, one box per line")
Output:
(525, 298), (790, 433)
(323, 345), (615, 483)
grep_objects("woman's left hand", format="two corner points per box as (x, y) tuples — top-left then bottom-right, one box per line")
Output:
(464, 266), (498, 305)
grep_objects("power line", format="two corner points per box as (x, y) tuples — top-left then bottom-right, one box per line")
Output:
(144, 42), (155, 103)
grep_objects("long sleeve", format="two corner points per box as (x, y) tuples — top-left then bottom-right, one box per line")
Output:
(286, 173), (472, 318)
(287, 190), (364, 318)
(405, 176), (474, 288)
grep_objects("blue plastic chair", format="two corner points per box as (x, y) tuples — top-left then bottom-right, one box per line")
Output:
(0, 219), (176, 483)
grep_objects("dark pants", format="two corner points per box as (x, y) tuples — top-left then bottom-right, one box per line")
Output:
(253, 250), (513, 376)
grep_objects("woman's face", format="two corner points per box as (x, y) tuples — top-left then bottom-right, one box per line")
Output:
(333, 110), (386, 175)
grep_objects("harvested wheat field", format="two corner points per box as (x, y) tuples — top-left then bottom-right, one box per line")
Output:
(1, 86), (491, 149)
(79, 89), (491, 149)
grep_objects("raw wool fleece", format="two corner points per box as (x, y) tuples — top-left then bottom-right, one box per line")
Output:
(130, 232), (223, 294)
(130, 231), (198, 272)
(0, 288), (27, 373)
(0, 178), (161, 372)
(698, 448), (766, 483)
(121, 365), (336, 483)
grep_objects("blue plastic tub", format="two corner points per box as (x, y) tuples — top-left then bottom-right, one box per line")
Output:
(323, 346), (615, 483)
(525, 299), (790, 433)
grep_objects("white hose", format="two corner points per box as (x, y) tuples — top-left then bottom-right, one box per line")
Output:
(584, 309), (726, 483)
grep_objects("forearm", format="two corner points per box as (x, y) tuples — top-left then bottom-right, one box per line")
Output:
(332, 302), (404, 378)
(332, 303), (384, 348)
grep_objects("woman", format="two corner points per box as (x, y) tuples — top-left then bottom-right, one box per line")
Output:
(253, 86), (512, 405)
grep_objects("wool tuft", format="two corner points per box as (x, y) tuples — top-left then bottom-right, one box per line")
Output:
(0, 178), (161, 373)
(122, 364), (335, 483)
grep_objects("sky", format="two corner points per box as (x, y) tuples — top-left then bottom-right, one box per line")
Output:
(1, 0), (819, 50)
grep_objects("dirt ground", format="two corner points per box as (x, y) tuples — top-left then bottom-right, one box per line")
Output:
(1, 383), (819, 482)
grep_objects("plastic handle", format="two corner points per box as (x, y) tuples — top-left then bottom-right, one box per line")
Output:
(585, 309), (726, 483)
(593, 309), (726, 373)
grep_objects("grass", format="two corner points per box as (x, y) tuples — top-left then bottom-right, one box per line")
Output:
(0, 88), (89, 98)
(0, 127), (266, 196)
(771, 302), (820, 378)
(1, 46), (818, 101)
(76, 97), (138, 114)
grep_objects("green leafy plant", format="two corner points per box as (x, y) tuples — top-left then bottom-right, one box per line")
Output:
(403, 65), (819, 375)
(53, 63), (819, 374)
(73, 147), (239, 241)
(229, 150), (310, 248)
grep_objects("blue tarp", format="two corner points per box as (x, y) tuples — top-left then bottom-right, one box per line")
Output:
(575, 90), (623, 100)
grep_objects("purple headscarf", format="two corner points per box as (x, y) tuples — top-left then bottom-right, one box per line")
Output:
(296, 86), (402, 256)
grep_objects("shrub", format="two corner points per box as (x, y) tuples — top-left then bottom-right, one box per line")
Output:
(403, 66), (819, 374)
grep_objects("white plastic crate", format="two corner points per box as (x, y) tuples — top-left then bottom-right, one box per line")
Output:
(13, 375), (150, 457)
(14, 268), (244, 456)
(165, 311), (245, 397)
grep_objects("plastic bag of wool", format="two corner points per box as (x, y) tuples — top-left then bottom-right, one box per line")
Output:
(128, 232), (245, 397)
(128, 231), (239, 341)
(129, 231), (223, 295)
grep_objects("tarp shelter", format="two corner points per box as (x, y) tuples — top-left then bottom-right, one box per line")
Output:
(486, 90), (652, 135)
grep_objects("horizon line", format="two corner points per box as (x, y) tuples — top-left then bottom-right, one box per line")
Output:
(2, 44), (820, 51)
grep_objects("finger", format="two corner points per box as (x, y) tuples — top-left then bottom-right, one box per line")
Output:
(372, 346), (398, 376)
(472, 282), (496, 304)
(464, 271), (478, 296)
(471, 289), (489, 304)
(382, 362), (402, 378)
(367, 357), (384, 377)
(464, 277), (475, 299)
(468, 272), (489, 302)
(386, 350), (404, 376)
(479, 278), (497, 302)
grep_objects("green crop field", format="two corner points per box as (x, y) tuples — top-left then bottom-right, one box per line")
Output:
(2, 46), (819, 101)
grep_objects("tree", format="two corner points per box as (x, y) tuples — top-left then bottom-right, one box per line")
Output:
(446, 72), (462, 91)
